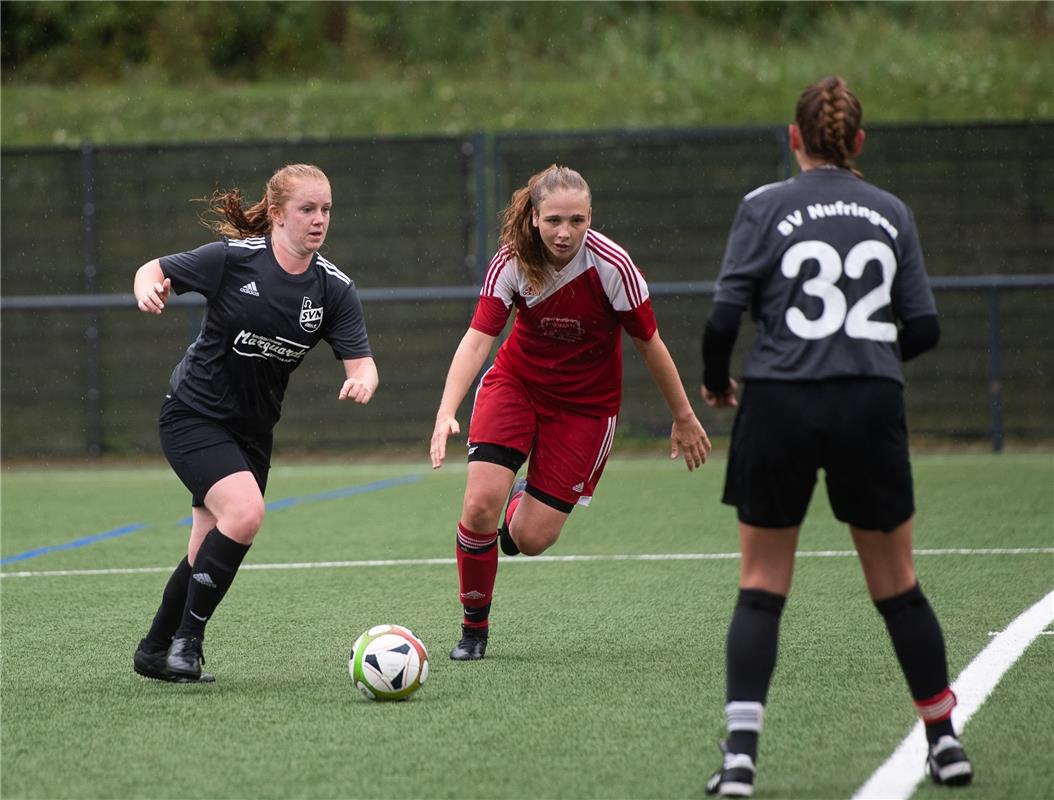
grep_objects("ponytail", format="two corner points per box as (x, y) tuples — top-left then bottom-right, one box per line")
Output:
(199, 163), (330, 239)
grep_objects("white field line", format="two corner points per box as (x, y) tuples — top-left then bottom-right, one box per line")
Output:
(852, 589), (1054, 800)
(1, 547), (1051, 579)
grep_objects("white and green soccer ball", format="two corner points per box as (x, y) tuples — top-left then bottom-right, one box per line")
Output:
(348, 624), (429, 701)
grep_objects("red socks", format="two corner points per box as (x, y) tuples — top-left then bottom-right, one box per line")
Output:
(455, 523), (497, 629)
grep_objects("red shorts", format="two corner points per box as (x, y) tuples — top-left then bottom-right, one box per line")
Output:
(468, 367), (617, 507)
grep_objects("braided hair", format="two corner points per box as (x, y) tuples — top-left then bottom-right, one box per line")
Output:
(795, 76), (863, 177)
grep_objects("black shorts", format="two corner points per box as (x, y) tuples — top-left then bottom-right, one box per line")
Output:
(722, 379), (913, 532)
(159, 395), (272, 507)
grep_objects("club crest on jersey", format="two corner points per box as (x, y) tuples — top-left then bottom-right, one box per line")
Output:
(299, 297), (324, 333)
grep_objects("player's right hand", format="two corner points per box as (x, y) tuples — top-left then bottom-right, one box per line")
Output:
(430, 414), (460, 469)
(137, 278), (171, 314)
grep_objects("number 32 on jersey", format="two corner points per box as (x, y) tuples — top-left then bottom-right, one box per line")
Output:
(781, 239), (897, 342)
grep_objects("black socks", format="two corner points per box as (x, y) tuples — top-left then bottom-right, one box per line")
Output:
(143, 556), (192, 649)
(725, 588), (787, 760)
(175, 527), (251, 640)
(875, 583), (956, 743)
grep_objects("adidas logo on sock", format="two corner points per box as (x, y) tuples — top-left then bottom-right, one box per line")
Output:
(239, 281), (260, 296)
(192, 572), (217, 588)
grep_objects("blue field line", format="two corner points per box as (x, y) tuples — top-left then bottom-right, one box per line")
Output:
(0, 524), (150, 564)
(176, 474), (423, 524)
(1, 473), (423, 565)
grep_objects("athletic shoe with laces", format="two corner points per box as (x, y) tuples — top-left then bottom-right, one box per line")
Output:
(133, 638), (214, 683)
(449, 625), (488, 661)
(926, 735), (973, 786)
(705, 741), (756, 798)
(165, 635), (208, 680)
(499, 476), (527, 556)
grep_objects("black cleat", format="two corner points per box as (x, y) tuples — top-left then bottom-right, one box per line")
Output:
(134, 639), (214, 683)
(705, 741), (756, 798)
(449, 625), (488, 661)
(926, 735), (973, 786)
(499, 476), (527, 556)
(165, 636), (209, 680)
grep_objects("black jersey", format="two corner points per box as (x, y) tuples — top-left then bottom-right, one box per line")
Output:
(713, 167), (936, 384)
(160, 236), (372, 433)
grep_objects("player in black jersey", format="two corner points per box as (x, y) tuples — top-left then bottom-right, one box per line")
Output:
(131, 164), (377, 683)
(700, 78), (972, 796)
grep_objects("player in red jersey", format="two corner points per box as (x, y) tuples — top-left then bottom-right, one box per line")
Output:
(430, 164), (712, 661)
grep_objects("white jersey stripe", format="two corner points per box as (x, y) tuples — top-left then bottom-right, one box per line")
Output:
(743, 181), (784, 201)
(317, 256), (351, 285)
(586, 231), (645, 308)
(587, 238), (642, 309)
(586, 415), (617, 485)
(228, 237), (267, 250)
(482, 245), (514, 296)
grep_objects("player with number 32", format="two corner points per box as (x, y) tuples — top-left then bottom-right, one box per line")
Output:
(700, 75), (972, 797)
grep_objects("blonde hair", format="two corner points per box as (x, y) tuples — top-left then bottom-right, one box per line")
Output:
(201, 164), (330, 239)
(795, 76), (863, 177)
(499, 164), (591, 294)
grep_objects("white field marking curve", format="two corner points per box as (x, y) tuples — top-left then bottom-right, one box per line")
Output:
(852, 589), (1054, 800)
(1, 547), (1051, 579)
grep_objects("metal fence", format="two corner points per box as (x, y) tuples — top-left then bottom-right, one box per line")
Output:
(2, 123), (1052, 457)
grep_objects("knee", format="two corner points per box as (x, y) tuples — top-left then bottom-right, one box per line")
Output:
(218, 500), (265, 543)
(461, 491), (501, 533)
(514, 528), (559, 557)
(517, 539), (549, 557)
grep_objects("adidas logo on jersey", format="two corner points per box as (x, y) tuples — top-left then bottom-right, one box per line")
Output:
(239, 281), (260, 296)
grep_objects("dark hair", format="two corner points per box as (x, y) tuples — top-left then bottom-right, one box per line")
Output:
(499, 164), (591, 293)
(200, 163), (330, 238)
(795, 76), (863, 177)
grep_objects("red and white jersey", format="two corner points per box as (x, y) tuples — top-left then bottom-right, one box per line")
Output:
(471, 229), (657, 416)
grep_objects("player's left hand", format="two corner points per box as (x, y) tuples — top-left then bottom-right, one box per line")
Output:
(338, 378), (374, 404)
(670, 414), (712, 471)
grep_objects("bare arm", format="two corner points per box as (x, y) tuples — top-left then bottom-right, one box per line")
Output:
(338, 357), (379, 405)
(133, 259), (171, 314)
(430, 327), (497, 469)
(631, 332), (712, 471)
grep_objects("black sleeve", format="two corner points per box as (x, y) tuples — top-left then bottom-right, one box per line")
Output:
(158, 240), (227, 298)
(701, 301), (744, 392)
(324, 281), (373, 360)
(898, 314), (940, 362)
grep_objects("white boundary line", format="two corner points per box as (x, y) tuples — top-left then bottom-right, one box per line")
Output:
(852, 589), (1054, 800)
(1, 547), (1051, 579)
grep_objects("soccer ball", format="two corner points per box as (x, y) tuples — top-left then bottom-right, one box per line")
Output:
(348, 624), (429, 701)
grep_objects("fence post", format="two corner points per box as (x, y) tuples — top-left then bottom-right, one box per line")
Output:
(81, 141), (103, 456)
(986, 287), (1004, 453)
(471, 132), (488, 282)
